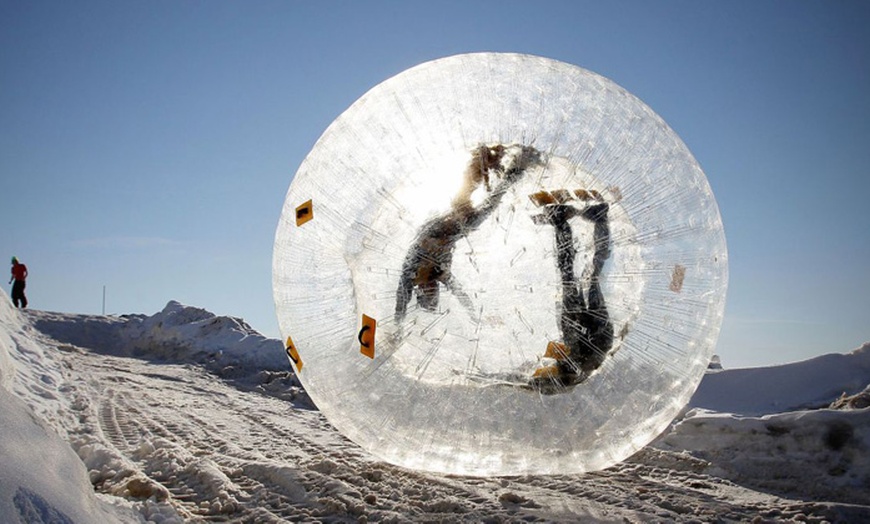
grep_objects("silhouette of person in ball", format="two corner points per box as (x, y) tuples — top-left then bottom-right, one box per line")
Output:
(528, 190), (613, 391)
(394, 145), (614, 392)
(394, 144), (542, 322)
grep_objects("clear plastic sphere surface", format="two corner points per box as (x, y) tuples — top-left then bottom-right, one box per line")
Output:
(273, 53), (728, 476)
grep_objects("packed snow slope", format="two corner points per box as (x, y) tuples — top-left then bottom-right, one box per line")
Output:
(1, 291), (869, 523)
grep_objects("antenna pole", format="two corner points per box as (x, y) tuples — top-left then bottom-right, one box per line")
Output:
(102, 285), (106, 315)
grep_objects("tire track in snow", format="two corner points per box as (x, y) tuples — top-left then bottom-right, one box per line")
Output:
(79, 352), (531, 522)
(63, 343), (859, 523)
(88, 357), (311, 521)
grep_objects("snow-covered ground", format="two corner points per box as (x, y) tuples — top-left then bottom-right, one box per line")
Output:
(1, 291), (868, 523)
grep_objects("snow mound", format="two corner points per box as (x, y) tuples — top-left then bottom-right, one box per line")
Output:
(689, 344), (870, 416)
(125, 300), (288, 375)
(651, 346), (870, 506)
(28, 301), (286, 371)
(27, 301), (310, 408)
(656, 407), (870, 505)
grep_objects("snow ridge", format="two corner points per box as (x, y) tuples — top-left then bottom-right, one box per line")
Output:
(690, 344), (870, 416)
(29, 301), (313, 411)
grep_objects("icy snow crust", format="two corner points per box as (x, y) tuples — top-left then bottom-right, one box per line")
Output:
(273, 53), (729, 475)
(2, 292), (870, 521)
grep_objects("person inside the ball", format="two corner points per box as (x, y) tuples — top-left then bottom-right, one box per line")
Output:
(394, 144), (614, 392)
(394, 143), (541, 322)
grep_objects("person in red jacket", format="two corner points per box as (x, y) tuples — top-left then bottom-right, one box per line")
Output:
(9, 256), (28, 308)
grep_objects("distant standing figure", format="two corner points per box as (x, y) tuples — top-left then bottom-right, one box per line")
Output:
(9, 256), (27, 308)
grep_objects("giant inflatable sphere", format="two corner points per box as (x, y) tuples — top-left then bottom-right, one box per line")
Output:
(273, 53), (728, 476)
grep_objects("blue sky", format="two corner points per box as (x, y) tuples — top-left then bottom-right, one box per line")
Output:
(1, 1), (867, 368)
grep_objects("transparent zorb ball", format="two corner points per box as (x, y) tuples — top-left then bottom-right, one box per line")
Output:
(273, 53), (727, 476)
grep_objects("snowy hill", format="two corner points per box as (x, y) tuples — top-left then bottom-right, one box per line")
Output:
(1, 292), (869, 522)
(28, 302), (311, 408)
(690, 345), (870, 415)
